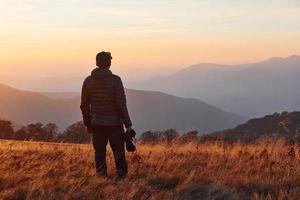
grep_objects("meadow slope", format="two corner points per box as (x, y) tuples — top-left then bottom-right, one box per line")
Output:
(0, 139), (299, 200)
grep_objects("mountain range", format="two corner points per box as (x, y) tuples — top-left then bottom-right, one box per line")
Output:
(127, 55), (300, 118)
(201, 111), (300, 143)
(0, 83), (245, 133)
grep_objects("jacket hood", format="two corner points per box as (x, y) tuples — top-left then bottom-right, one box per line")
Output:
(91, 67), (112, 80)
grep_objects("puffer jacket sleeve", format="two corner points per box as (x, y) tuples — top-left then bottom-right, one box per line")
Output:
(80, 77), (92, 127)
(114, 76), (132, 128)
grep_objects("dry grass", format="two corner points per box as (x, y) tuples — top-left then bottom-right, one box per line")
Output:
(0, 139), (299, 200)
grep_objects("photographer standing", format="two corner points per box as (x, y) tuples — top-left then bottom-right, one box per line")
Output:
(80, 51), (133, 180)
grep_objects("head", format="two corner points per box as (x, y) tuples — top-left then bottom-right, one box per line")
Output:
(96, 51), (112, 68)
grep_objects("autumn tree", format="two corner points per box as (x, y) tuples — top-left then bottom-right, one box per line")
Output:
(59, 121), (91, 143)
(161, 129), (179, 143)
(14, 127), (28, 140)
(0, 120), (14, 139)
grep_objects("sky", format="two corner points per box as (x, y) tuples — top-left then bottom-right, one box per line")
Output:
(0, 0), (300, 90)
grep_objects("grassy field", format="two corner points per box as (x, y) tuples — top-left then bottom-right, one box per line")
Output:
(0, 139), (299, 200)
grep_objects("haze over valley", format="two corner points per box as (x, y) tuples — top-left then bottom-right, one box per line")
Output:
(0, 83), (245, 133)
(127, 55), (300, 118)
(1, 55), (298, 133)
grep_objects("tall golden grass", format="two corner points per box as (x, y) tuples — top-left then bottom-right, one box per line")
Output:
(0, 139), (299, 200)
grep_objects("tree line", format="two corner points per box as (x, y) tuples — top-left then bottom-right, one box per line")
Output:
(0, 119), (200, 144)
(0, 120), (90, 143)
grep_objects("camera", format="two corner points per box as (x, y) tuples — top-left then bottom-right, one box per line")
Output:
(124, 129), (136, 152)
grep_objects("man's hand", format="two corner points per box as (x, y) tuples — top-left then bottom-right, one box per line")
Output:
(86, 126), (93, 134)
(126, 126), (133, 133)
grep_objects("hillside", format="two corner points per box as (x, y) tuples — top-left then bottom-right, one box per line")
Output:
(0, 139), (299, 200)
(0, 83), (245, 133)
(201, 111), (300, 143)
(127, 55), (300, 117)
(0, 84), (79, 131)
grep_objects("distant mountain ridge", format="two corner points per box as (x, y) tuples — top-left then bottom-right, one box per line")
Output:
(0, 83), (246, 133)
(127, 55), (300, 118)
(0, 83), (79, 131)
(201, 111), (300, 143)
(42, 92), (80, 99)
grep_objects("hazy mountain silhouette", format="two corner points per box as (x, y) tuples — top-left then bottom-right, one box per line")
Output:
(0, 83), (245, 133)
(42, 92), (80, 99)
(0, 83), (80, 131)
(127, 55), (300, 118)
(201, 111), (300, 143)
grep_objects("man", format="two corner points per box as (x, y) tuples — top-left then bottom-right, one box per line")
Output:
(80, 51), (133, 180)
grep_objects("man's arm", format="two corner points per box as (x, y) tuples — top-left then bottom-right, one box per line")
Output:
(115, 76), (132, 129)
(80, 78), (92, 128)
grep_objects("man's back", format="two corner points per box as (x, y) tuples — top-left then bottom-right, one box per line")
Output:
(80, 66), (132, 129)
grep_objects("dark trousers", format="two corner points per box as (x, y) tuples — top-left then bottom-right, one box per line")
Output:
(92, 124), (128, 176)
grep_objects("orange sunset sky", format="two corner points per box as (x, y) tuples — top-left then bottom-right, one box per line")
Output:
(0, 0), (300, 86)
